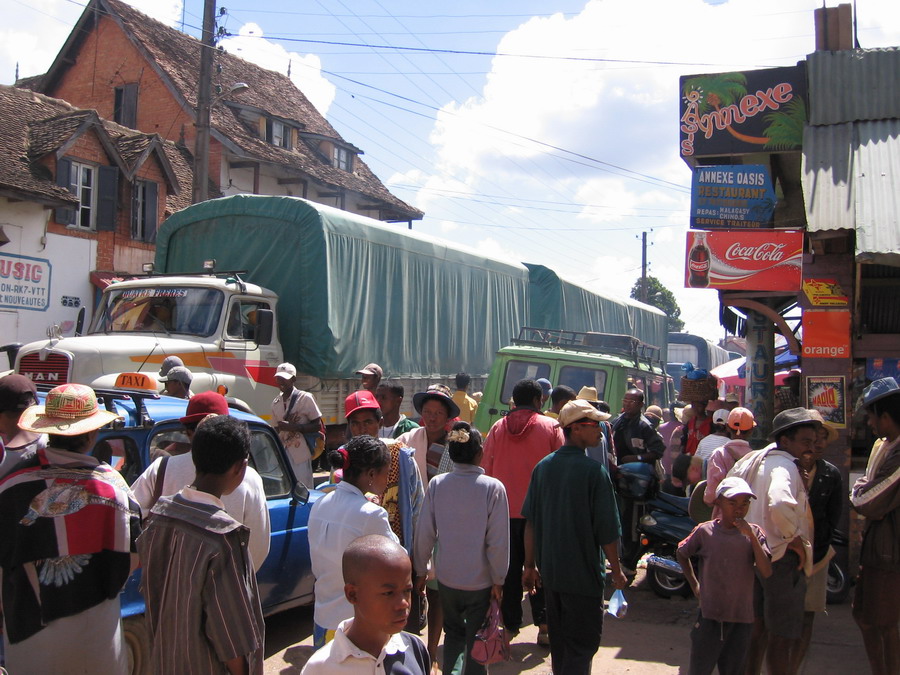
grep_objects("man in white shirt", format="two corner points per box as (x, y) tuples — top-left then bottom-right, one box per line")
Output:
(131, 391), (271, 570)
(271, 362), (323, 488)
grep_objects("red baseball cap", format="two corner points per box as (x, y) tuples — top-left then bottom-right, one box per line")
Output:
(345, 390), (380, 418)
(180, 391), (229, 425)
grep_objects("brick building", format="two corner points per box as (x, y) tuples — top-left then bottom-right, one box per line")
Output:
(21, 0), (421, 223)
(0, 84), (191, 348)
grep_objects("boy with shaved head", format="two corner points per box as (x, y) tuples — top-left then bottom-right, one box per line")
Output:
(302, 534), (430, 674)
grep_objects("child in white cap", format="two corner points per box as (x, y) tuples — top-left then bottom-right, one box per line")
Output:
(677, 476), (772, 675)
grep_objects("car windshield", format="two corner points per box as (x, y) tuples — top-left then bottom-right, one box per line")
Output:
(90, 287), (224, 337)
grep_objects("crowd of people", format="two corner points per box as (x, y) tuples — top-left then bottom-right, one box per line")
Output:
(0, 363), (897, 675)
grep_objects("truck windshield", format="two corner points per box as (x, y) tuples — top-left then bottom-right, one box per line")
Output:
(90, 287), (224, 337)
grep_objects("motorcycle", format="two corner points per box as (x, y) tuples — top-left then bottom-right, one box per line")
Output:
(827, 530), (850, 604)
(615, 462), (697, 598)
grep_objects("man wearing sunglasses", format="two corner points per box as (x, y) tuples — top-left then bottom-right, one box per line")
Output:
(522, 399), (627, 675)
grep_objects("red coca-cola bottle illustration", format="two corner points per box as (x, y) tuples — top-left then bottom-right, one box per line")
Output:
(688, 231), (711, 288)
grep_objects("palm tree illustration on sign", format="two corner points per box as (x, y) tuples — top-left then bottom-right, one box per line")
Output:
(682, 73), (805, 149)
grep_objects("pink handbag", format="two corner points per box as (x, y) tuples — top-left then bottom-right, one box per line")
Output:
(471, 597), (511, 665)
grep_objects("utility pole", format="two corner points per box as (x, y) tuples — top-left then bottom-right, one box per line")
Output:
(640, 230), (648, 303)
(192, 0), (216, 204)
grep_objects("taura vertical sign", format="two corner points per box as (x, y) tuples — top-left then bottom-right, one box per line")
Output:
(0, 253), (52, 312)
(685, 230), (802, 291)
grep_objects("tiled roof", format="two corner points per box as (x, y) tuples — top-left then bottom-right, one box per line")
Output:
(0, 86), (79, 206)
(0, 84), (194, 214)
(100, 0), (420, 220)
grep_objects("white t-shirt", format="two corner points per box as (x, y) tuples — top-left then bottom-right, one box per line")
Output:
(272, 388), (322, 487)
(131, 453), (271, 570)
(695, 433), (728, 462)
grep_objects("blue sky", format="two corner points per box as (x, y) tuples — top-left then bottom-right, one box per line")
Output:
(4, 0), (899, 343)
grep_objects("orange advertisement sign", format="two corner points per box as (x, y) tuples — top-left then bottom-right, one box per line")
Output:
(802, 310), (851, 358)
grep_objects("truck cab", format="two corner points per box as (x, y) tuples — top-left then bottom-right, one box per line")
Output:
(473, 328), (673, 433)
(14, 275), (283, 419)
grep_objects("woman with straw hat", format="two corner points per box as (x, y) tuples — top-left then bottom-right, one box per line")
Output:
(0, 383), (141, 674)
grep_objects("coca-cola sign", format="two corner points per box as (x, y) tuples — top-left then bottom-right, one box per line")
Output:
(685, 230), (803, 291)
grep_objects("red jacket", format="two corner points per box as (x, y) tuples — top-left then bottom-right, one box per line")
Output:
(482, 408), (564, 518)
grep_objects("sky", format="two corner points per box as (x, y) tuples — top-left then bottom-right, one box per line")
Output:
(3, 0), (900, 345)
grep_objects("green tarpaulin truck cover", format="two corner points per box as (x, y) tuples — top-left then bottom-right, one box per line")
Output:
(156, 195), (529, 378)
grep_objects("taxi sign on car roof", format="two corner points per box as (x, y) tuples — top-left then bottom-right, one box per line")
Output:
(114, 372), (158, 392)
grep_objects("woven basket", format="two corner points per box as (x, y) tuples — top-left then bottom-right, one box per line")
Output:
(680, 375), (718, 402)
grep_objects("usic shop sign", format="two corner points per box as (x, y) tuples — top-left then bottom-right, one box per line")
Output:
(685, 230), (803, 291)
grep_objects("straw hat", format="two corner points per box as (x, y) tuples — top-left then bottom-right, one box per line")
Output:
(19, 383), (121, 436)
(576, 386), (600, 402)
(807, 409), (839, 444)
(674, 404), (696, 425)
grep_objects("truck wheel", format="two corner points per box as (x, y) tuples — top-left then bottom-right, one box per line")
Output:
(647, 566), (691, 599)
(123, 614), (151, 675)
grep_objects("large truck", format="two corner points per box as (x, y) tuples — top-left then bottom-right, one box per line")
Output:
(11, 195), (668, 425)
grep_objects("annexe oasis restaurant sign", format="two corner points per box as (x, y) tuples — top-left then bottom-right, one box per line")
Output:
(680, 64), (807, 158)
(691, 164), (776, 229)
(685, 229), (802, 291)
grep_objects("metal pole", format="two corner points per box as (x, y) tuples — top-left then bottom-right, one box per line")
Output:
(745, 309), (775, 446)
(192, 0), (216, 204)
(641, 231), (648, 303)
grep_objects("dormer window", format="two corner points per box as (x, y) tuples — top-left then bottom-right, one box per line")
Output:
(265, 119), (291, 149)
(333, 146), (352, 171)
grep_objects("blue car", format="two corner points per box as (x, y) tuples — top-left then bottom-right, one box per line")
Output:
(81, 386), (323, 674)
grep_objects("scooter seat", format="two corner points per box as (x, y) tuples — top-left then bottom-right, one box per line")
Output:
(655, 491), (690, 513)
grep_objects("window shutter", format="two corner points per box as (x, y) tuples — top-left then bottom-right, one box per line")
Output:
(121, 83), (138, 128)
(265, 118), (273, 143)
(55, 158), (75, 225)
(144, 181), (158, 242)
(97, 165), (119, 231)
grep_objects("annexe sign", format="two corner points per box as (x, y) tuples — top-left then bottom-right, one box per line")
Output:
(0, 253), (51, 311)
(680, 64), (807, 158)
(691, 164), (776, 228)
(685, 229), (802, 291)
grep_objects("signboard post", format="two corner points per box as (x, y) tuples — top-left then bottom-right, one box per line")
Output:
(685, 230), (803, 291)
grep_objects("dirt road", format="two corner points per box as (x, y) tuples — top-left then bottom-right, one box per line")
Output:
(264, 571), (866, 674)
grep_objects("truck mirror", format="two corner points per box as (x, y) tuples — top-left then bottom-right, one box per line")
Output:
(255, 309), (274, 345)
(292, 482), (310, 505)
(0, 343), (22, 370)
(75, 307), (86, 336)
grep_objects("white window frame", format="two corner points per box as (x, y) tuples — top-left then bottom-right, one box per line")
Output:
(332, 146), (351, 171)
(69, 161), (97, 230)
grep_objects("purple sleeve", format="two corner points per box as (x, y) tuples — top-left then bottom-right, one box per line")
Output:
(678, 522), (705, 557)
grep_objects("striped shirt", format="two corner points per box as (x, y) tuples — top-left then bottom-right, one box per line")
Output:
(137, 489), (265, 674)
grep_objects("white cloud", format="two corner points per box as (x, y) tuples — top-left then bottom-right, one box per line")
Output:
(126, 0), (182, 26)
(218, 23), (336, 115)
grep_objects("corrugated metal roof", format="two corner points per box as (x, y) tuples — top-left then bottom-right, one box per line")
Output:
(807, 49), (900, 126)
(803, 120), (900, 265)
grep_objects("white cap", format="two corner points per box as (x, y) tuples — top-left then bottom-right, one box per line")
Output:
(715, 476), (756, 500)
(275, 363), (297, 380)
(712, 409), (730, 425)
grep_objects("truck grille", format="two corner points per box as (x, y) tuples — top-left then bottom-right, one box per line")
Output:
(18, 352), (70, 386)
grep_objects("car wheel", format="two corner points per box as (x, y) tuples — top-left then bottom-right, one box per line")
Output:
(647, 565), (691, 598)
(123, 614), (151, 675)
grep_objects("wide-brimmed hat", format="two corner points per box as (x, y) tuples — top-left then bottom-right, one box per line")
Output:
(807, 409), (839, 444)
(727, 407), (756, 432)
(0, 374), (38, 413)
(558, 399), (609, 427)
(576, 386), (600, 402)
(771, 407), (822, 439)
(724, 392), (740, 404)
(413, 385), (460, 418)
(345, 390), (380, 418)
(158, 355), (184, 378)
(180, 391), (229, 425)
(19, 383), (121, 436)
(674, 404), (695, 425)
(645, 405), (663, 423)
(863, 377), (900, 409)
